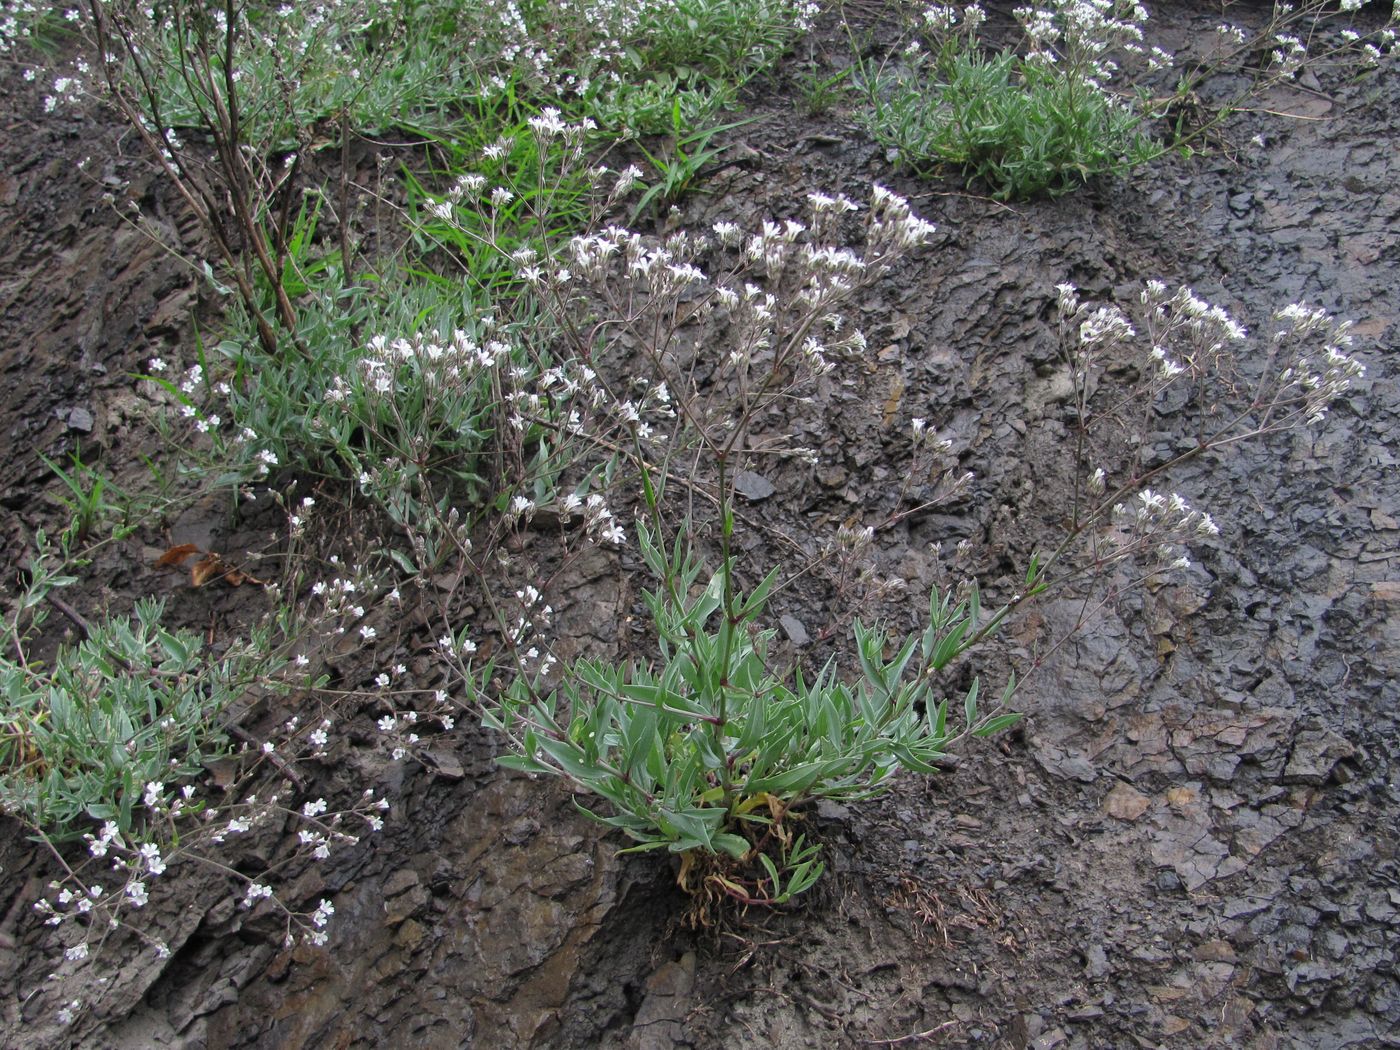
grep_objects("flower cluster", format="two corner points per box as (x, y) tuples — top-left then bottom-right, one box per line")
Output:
(1056, 282), (1137, 357)
(1271, 302), (1366, 425)
(566, 185), (934, 384)
(340, 327), (514, 404)
(1104, 488), (1219, 572)
(1138, 280), (1249, 383)
(31, 768), (389, 1010)
(1012, 0), (1160, 85)
(0, 1), (45, 54)
(1061, 279), (1366, 436)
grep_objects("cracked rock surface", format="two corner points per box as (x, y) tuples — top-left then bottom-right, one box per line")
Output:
(1, 2), (1397, 1047)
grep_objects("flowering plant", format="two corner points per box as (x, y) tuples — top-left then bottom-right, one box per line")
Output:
(484, 520), (1017, 911)
(864, 1), (1397, 199)
(471, 182), (1029, 913)
(866, 1), (1166, 198)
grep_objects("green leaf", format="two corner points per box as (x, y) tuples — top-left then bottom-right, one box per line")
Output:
(931, 698), (948, 738)
(1025, 552), (1042, 588)
(494, 753), (551, 775)
(713, 832), (751, 860)
(388, 549), (420, 576)
(963, 678), (980, 726)
(621, 681), (711, 721)
(758, 851), (781, 889)
(974, 713), (1022, 737)
(737, 565), (780, 620)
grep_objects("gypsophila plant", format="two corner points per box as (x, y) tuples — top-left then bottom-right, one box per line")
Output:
(28, 771), (389, 1022)
(0, 540), (281, 841)
(484, 520), (1018, 913)
(460, 155), (1371, 914)
(862, 1), (1398, 199)
(4, 532), (400, 1025)
(0, 0), (64, 55)
(865, 1), (1167, 199)
(1019, 280), (1367, 600)
(472, 183), (1027, 914)
(588, 0), (819, 134)
(1177, 1), (1398, 120)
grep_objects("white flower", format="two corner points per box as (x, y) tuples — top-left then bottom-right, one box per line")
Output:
(1138, 488), (1165, 511)
(302, 798), (328, 818)
(140, 843), (167, 876)
(527, 107), (566, 138)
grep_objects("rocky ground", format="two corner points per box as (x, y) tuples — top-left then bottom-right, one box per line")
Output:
(1, 2), (1397, 1048)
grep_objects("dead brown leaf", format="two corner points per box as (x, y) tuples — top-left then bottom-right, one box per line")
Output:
(155, 543), (201, 567)
(190, 553), (226, 587)
(189, 553), (265, 589)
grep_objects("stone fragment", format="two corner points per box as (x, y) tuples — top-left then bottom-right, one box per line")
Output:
(1104, 782), (1151, 821)
(733, 470), (775, 501)
(1194, 940), (1238, 963)
(383, 869), (420, 898)
(1032, 741), (1097, 783)
(1282, 729), (1356, 784)
(1160, 1015), (1191, 1036)
(421, 748), (465, 780)
(780, 614), (810, 646)
(632, 952), (696, 1050)
(63, 405), (94, 432)
(1165, 786), (1197, 809)
(1084, 943), (1110, 978)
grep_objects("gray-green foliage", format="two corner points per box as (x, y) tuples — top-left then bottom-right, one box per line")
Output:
(212, 267), (515, 493)
(591, 0), (817, 134)
(484, 522), (1018, 902)
(0, 556), (279, 841)
(862, 3), (1165, 200)
(868, 47), (1162, 200)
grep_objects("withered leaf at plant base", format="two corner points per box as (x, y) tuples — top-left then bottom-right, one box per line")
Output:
(155, 543), (201, 567)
